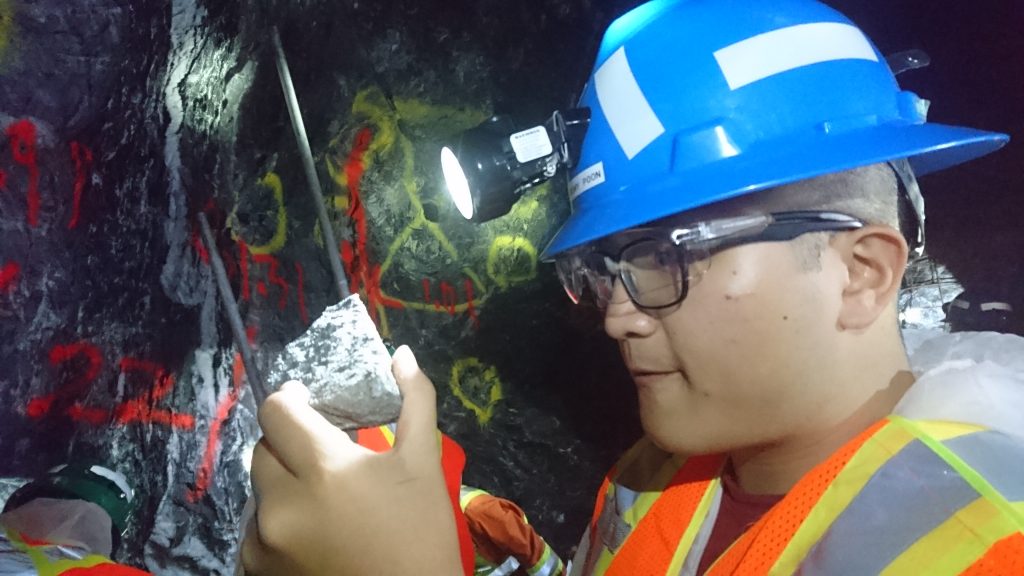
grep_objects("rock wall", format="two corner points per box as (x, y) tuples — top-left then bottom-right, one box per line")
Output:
(0, 0), (1020, 573)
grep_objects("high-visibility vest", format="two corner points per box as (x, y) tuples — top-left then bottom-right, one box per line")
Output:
(578, 416), (1024, 575)
(354, 424), (476, 576)
(1, 528), (150, 575)
(459, 487), (565, 576)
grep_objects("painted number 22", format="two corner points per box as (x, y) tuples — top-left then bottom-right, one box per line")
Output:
(26, 342), (194, 429)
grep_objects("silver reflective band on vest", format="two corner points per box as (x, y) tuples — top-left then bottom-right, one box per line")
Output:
(580, 421), (1023, 575)
(798, 440), (977, 573)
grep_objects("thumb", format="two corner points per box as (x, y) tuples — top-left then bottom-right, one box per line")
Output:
(391, 345), (441, 462)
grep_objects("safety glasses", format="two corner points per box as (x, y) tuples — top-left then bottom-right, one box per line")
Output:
(555, 211), (864, 310)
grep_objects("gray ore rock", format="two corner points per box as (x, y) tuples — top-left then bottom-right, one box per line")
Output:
(268, 295), (401, 429)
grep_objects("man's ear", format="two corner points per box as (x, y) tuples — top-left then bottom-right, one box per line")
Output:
(832, 226), (909, 331)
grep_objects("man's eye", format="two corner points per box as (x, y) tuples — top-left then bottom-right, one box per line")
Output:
(654, 249), (676, 268)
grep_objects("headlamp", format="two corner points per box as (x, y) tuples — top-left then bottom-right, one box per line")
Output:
(441, 108), (590, 223)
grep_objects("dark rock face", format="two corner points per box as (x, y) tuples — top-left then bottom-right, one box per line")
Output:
(0, 0), (1020, 573)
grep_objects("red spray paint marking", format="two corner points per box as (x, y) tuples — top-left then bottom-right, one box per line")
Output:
(188, 327), (257, 502)
(27, 342), (194, 428)
(6, 120), (40, 227)
(295, 263), (309, 325)
(422, 278), (432, 304)
(464, 279), (479, 328)
(421, 278), (479, 327)
(27, 342), (104, 419)
(439, 281), (457, 315)
(0, 169), (6, 190)
(68, 142), (93, 229)
(0, 261), (19, 293)
(238, 240), (251, 301)
(113, 358), (194, 428)
(252, 254), (289, 310)
(191, 228), (210, 263)
(340, 128), (405, 324)
(187, 355), (242, 503)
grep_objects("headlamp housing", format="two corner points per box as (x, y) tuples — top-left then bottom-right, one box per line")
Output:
(441, 108), (590, 223)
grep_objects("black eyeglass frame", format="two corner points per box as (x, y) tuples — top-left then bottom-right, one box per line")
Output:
(557, 211), (866, 310)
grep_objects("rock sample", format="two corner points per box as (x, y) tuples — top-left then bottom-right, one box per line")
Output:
(268, 295), (401, 429)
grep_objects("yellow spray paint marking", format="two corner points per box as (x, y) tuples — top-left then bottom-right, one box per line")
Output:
(327, 86), (491, 334)
(229, 172), (289, 255)
(450, 358), (503, 426)
(0, 0), (14, 65)
(487, 235), (538, 289)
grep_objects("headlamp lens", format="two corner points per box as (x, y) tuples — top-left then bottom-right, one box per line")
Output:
(440, 146), (474, 220)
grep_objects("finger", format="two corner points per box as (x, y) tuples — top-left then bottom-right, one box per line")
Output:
(240, 515), (270, 575)
(257, 380), (350, 476)
(390, 346), (441, 461)
(250, 438), (293, 499)
(278, 379), (311, 402)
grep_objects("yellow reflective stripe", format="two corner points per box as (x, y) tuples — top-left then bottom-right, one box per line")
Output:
(528, 543), (565, 575)
(769, 419), (916, 574)
(591, 454), (714, 576)
(912, 420), (984, 441)
(590, 545), (616, 576)
(6, 529), (110, 576)
(460, 488), (488, 511)
(881, 496), (1020, 575)
(528, 544), (552, 575)
(36, 554), (110, 576)
(380, 424), (396, 446)
(896, 417), (1024, 527)
(665, 479), (721, 575)
(622, 454), (684, 528)
(473, 549), (497, 573)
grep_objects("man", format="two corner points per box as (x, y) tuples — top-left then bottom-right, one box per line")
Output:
(0, 464), (151, 575)
(460, 485), (565, 576)
(351, 422), (564, 575)
(240, 1), (1023, 574)
(945, 289), (1021, 334)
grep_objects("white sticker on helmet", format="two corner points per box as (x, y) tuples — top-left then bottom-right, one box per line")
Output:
(714, 22), (878, 91)
(90, 465), (134, 502)
(595, 47), (665, 160)
(569, 162), (605, 200)
(510, 126), (554, 163)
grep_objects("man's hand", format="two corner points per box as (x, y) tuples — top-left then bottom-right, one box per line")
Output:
(240, 345), (463, 575)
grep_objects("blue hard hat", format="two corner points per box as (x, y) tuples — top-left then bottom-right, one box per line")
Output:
(542, 0), (1009, 259)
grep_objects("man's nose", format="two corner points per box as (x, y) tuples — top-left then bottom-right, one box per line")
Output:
(603, 280), (657, 340)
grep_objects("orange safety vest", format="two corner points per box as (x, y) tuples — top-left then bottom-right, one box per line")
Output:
(2, 528), (151, 575)
(580, 416), (1024, 575)
(355, 424), (476, 576)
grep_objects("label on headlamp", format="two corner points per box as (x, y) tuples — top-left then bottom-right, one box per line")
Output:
(510, 126), (554, 163)
(569, 162), (605, 200)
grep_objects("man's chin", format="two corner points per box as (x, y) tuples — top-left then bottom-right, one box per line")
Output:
(641, 415), (730, 457)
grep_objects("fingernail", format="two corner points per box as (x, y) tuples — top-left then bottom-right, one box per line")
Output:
(279, 380), (311, 403)
(392, 345), (420, 373)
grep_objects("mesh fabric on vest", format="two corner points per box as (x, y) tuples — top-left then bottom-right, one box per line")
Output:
(961, 532), (1024, 575)
(605, 454), (722, 576)
(707, 419), (886, 574)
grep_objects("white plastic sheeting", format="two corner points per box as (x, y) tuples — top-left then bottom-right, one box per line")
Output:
(898, 329), (1024, 440)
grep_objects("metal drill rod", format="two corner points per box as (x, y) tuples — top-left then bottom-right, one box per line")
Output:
(198, 213), (270, 406)
(271, 27), (351, 301)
